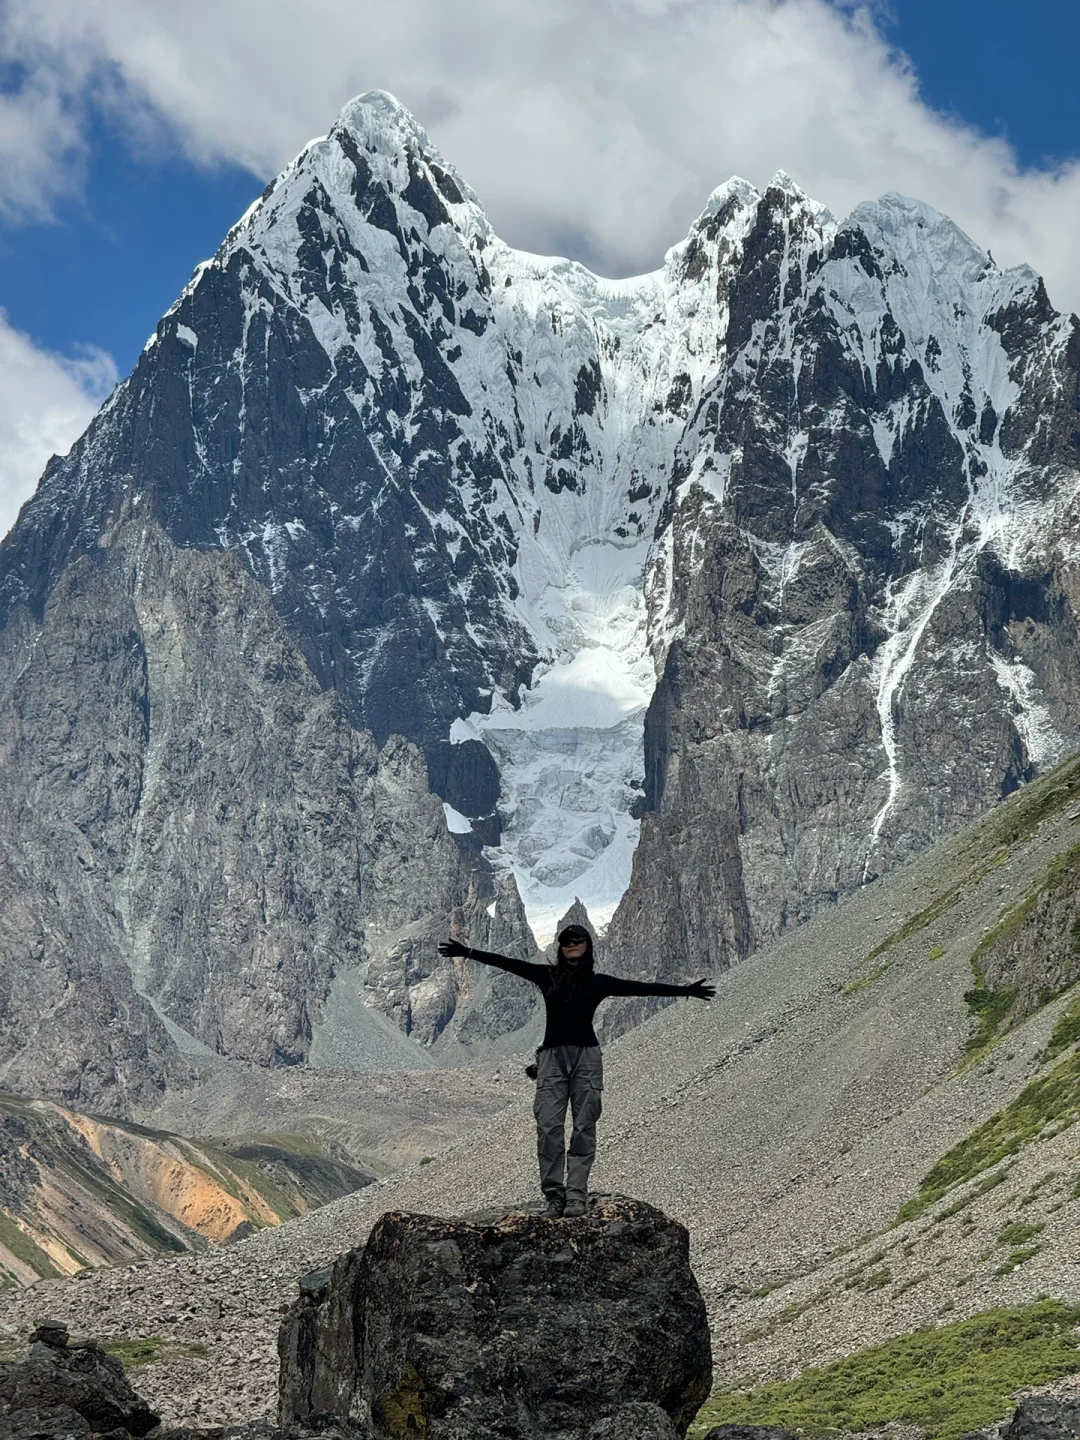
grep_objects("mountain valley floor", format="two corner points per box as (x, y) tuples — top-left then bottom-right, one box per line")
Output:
(6, 757), (1080, 1429)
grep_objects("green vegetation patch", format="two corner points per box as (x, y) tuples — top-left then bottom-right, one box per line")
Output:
(842, 963), (891, 997)
(963, 960), (1017, 1056)
(1020, 1173), (1059, 1207)
(854, 1266), (891, 1292)
(931, 1168), (1011, 1224)
(0, 1209), (63, 1279)
(982, 752), (1080, 852)
(998, 1221), (1044, 1247)
(897, 1049), (1080, 1222)
(894, 1270), (932, 1296)
(952, 842), (1080, 1060)
(741, 1289), (832, 1344)
(100, 1337), (208, 1369)
(857, 750), (1080, 976)
(972, 841), (1080, 972)
(866, 889), (966, 967)
(995, 1245), (1043, 1276)
(692, 1300), (1080, 1440)
(1046, 995), (1080, 1062)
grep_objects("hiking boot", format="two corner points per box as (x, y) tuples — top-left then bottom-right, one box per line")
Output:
(562, 1197), (586, 1218)
(543, 1196), (565, 1218)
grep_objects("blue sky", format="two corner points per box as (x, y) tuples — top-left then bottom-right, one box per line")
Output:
(1, 0), (1079, 539)
(887, 0), (1079, 172)
(0, 117), (263, 376)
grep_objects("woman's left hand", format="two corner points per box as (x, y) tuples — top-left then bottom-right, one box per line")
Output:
(685, 978), (716, 1000)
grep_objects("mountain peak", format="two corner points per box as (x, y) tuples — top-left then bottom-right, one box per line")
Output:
(848, 192), (994, 288)
(769, 168), (803, 195)
(333, 89), (431, 155)
(696, 176), (760, 222)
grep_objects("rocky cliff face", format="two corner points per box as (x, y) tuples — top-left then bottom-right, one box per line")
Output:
(606, 185), (1080, 1005)
(1, 92), (1079, 1099)
(0, 519), (539, 1109)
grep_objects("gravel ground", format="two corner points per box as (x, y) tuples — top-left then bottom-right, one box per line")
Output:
(4, 796), (1080, 1429)
(143, 1052), (523, 1175)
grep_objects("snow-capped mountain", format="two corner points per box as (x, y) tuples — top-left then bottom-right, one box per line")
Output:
(1, 92), (1078, 1108)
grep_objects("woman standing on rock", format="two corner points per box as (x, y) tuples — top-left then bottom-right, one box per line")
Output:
(438, 926), (715, 1218)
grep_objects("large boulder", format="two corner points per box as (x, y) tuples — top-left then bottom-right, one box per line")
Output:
(278, 1194), (712, 1439)
(0, 1322), (160, 1437)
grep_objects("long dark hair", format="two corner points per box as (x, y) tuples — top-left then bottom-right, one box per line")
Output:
(552, 926), (595, 995)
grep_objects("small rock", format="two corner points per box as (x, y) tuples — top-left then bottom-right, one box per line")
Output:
(28, 1324), (70, 1351)
(1, 1338), (160, 1436)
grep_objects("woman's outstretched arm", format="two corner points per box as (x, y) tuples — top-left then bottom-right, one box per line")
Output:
(438, 939), (549, 986)
(599, 974), (716, 1000)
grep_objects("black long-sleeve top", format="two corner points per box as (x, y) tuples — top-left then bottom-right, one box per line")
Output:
(467, 948), (694, 1049)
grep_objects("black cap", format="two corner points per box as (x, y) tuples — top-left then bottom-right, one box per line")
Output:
(558, 925), (590, 944)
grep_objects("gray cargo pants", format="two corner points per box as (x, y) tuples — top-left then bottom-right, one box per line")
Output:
(533, 1044), (603, 1204)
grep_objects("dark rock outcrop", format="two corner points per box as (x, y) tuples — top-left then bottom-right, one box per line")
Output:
(1001, 1395), (1080, 1440)
(0, 1324), (160, 1437)
(701, 1428), (797, 1440)
(278, 1194), (712, 1439)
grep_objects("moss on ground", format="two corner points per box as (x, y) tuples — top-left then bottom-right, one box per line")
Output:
(691, 1300), (1080, 1440)
(1019, 1172), (1059, 1206)
(972, 841), (1080, 964)
(956, 841), (1080, 1057)
(866, 889), (966, 966)
(842, 963), (891, 997)
(998, 1220), (1044, 1247)
(995, 1245), (1043, 1276)
(100, 1337), (208, 1369)
(982, 753), (1080, 852)
(931, 1168), (1011, 1224)
(741, 1290), (832, 1343)
(897, 1049), (1080, 1222)
(894, 1270), (932, 1296)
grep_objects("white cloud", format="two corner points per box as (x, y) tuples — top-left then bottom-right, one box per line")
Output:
(0, 312), (116, 541)
(1, 0), (1080, 315)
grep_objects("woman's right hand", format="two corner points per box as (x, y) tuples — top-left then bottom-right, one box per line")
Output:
(438, 939), (470, 959)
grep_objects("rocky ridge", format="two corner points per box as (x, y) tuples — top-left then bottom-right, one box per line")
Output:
(1, 92), (1079, 1099)
(0, 1091), (376, 1286)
